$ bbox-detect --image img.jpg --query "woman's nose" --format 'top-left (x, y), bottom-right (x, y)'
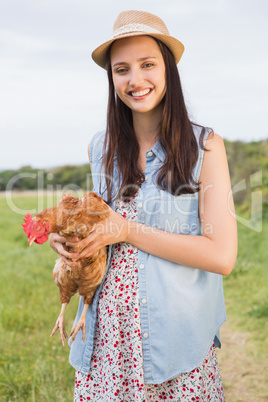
top-left (128, 68), bottom-right (144, 86)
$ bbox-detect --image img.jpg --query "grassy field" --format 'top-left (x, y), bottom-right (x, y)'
top-left (217, 203), bottom-right (268, 401)
top-left (0, 193), bottom-right (78, 401)
top-left (0, 192), bottom-right (267, 401)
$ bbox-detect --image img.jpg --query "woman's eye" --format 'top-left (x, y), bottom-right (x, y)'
top-left (116, 68), bottom-right (127, 74)
top-left (143, 62), bottom-right (154, 68)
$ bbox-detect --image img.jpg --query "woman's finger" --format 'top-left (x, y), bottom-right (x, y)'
top-left (61, 256), bottom-right (80, 268)
top-left (65, 236), bottom-right (80, 243)
top-left (66, 232), bottom-right (95, 250)
top-left (75, 237), bottom-right (102, 260)
top-left (50, 233), bottom-right (68, 244)
top-left (56, 243), bottom-right (79, 260)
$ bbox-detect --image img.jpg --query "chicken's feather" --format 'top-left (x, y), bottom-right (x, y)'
top-left (23, 192), bottom-right (110, 343)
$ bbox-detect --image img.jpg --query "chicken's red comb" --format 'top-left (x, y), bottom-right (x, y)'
top-left (22, 212), bottom-right (33, 235)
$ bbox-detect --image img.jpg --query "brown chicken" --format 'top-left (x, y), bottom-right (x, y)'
top-left (22, 192), bottom-right (110, 345)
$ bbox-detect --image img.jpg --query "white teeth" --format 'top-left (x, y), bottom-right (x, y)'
top-left (131, 89), bottom-right (151, 97)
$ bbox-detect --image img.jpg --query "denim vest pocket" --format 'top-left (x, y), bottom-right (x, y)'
top-left (155, 191), bottom-right (199, 234)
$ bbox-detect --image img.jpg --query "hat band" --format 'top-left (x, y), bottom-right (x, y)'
top-left (113, 23), bottom-right (163, 39)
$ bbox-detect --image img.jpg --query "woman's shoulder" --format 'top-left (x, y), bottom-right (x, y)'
top-left (192, 124), bottom-right (223, 150)
top-left (200, 131), bottom-right (227, 185)
top-left (205, 131), bottom-right (224, 151)
top-left (192, 124), bottom-right (211, 144)
top-left (88, 130), bottom-right (106, 163)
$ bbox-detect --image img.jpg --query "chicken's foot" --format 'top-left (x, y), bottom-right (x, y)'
top-left (50, 302), bottom-right (68, 346)
top-left (69, 303), bottom-right (89, 345)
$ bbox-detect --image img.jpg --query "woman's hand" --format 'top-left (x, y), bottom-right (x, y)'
top-left (65, 208), bottom-right (128, 267)
top-left (49, 233), bottom-right (80, 265)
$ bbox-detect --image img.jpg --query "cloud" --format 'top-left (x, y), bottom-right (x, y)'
top-left (1, 0), bottom-right (267, 169)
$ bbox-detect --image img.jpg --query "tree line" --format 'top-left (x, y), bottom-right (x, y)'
top-left (1, 139), bottom-right (267, 214)
top-left (0, 164), bottom-right (92, 193)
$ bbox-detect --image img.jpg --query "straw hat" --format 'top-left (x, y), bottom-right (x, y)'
top-left (91, 10), bottom-right (185, 69)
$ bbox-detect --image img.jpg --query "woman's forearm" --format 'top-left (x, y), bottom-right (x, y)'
top-left (66, 191), bottom-right (237, 276)
top-left (124, 220), bottom-right (236, 276)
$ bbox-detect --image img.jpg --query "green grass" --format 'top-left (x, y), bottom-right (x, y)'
top-left (223, 205), bottom-right (268, 358)
top-left (0, 193), bottom-right (78, 401)
top-left (0, 193), bottom-right (267, 401)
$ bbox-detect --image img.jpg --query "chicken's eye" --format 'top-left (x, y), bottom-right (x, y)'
top-left (33, 222), bottom-right (42, 231)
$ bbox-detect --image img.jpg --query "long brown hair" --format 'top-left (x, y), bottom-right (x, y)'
top-left (102, 37), bottom-right (209, 204)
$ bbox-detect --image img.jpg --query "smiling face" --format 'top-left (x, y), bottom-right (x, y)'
top-left (110, 36), bottom-right (166, 118)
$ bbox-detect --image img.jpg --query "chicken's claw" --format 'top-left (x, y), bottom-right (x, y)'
top-left (69, 303), bottom-right (89, 345)
top-left (50, 318), bottom-right (68, 346)
top-left (50, 303), bottom-right (68, 346)
top-left (69, 316), bottom-right (87, 345)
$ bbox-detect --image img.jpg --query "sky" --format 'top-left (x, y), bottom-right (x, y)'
top-left (0, 0), bottom-right (267, 170)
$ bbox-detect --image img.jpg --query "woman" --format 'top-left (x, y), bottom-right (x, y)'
top-left (50, 10), bottom-right (237, 401)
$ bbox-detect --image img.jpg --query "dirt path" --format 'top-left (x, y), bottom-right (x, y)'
top-left (217, 321), bottom-right (268, 401)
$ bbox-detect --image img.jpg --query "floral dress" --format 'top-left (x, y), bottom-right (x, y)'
top-left (74, 195), bottom-right (225, 401)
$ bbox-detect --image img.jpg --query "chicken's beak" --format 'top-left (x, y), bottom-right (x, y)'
top-left (28, 237), bottom-right (36, 247)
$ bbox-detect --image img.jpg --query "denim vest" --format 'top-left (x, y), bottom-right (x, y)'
top-left (69, 125), bottom-right (227, 384)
